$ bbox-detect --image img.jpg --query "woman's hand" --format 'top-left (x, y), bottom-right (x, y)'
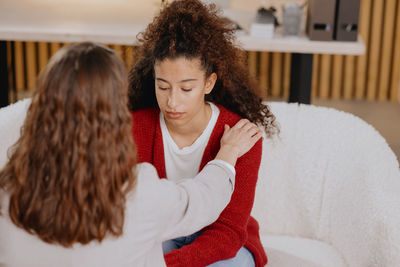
top-left (216, 119), bottom-right (263, 166)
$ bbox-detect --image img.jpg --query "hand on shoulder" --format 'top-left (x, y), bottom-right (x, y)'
top-left (216, 119), bottom-right (263, 165)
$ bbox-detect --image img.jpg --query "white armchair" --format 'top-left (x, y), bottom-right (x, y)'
top-left (252, 102), bottom-right (400, 266)
top-left (1, 100), bottom-right (399, 267)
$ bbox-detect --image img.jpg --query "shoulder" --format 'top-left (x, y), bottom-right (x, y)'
top-left (215, 105), bottom-right (263, 159)
top-left (204, 104), bottom-right (243, 155)
top-left (215, 104), bottom-right (241, 127)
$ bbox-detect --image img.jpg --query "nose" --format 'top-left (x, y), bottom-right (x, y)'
top-left (167, 89), bottom-right (178, 109)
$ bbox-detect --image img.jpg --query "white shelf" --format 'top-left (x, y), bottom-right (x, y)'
top-left (0, 0), bottom-right (365, 55)
top-left (236, 33), bottom-right (365, 55)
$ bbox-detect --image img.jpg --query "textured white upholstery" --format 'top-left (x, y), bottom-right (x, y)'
top-left (252, 102), bottom-right (400, 267)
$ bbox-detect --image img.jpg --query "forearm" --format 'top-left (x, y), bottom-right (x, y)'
top-left (158, 160), bottom-right (235, 241)
top-left (215, 145), bottom-right (239, 166)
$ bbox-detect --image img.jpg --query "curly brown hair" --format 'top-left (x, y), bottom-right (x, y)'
top-left (129, 0), bottom-right (278, 136)
top-left (0, 43), bottom-right (137, 247)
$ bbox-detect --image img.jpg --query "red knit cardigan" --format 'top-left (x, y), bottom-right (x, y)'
top-left (131, 104), bottom-right (267, 267)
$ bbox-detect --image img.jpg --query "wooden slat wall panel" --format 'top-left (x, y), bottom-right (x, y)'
top-left (247, 51), bottom-right (258, 81)
top-left (355, 0), bottom-right (371, 99)
top-left (311, 54), bottom-right (319, 99)
top-left (25, 42), bottom-right (37, 90)
top-left (124, 46), bottom-right (134, 69)
top-left (50, 42), bottom-right (61, 57)
top-left (14, 41), bottom-right (25, 91)
top-left (271, 53), bottom-right (283, 97)
top-left (343, 55), bottom-right (355, 100)
top-left (6, 41), bottom-right (15, 103)
top-left (390, 0), bottom-right (400, 102)
top-left (319, 54), bottom-right (331, 99)
top-left (259, 52), bottom-right (269, 99)
top-left (282, 53), bottom-right (291, 98)
top-left (378, 0), bottom-right (397, 101)
top-left (5, 0), bottom-right (400, 104)
top-left (38, 42), bottom-right (49, 74)
top-left (366, 0), bottom-right (384, 100)
top-left (331, 55), bottom-right (343, 100)
top-left (6, 42), bottom-right (13, 92)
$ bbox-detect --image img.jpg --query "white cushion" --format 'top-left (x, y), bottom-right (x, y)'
top-left (261, 235), bottom-right (346, 267)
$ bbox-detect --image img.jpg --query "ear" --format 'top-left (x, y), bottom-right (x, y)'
top-left (205, 73), bottom-right (217, 94)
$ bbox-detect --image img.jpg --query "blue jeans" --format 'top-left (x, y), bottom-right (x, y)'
top-left (162, 232), bottom-right (255, 267)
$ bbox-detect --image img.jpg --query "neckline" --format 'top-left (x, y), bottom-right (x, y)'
top-left (160, 102), bottom-right (219, 153)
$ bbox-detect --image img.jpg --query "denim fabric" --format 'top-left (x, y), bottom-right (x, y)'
top-left (162, 232), bottom-right (255, 267)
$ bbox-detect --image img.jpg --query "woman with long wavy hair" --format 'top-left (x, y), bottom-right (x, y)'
top-left (0, 42), bottom-right (262, 266)
top-left (129, 1), bottom-right (279, 266)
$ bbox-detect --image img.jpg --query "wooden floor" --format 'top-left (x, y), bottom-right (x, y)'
top-left (312, 99), bottom-right (400, 162)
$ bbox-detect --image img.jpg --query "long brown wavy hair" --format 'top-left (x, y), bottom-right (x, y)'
top-left (0, 42), bottom-right (137, 247)
top-left (129, 0), bottom-right (279, 136)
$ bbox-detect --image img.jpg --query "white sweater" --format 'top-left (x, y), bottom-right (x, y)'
top-left (0, 161), bottom-right (234, 267)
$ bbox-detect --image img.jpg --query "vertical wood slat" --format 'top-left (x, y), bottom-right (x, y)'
top-left (378, 0), bottom-right (397, 101)
top-left (367, 0), bottom-right (384, 100)
top-left (247, 51), bottom-right (258, 82)
top-left (390, 0), bottom-right (400, 102)
top-left (37, 42), bottom-right (49, 73)
top-left (282, 53), bottom-right (291, 98)
top-left (331, 55), bottom-right (343, 99)
top-left (50, 42), bottom-right (61, 57)
top-left (271, 53), bottom-right (282, 97)
top-left (343, 55), bottom-right (355, 99)
top-left (25, 42), bottom-right (37, 90)
top-left (355, 0), bottom-right (372, 99)
top-left (311, 54), bottom-right (319, 99)
top-left (6, 42), bottom-right (13, 93)
top-left (259, 52), bottom-right (269, 98)
top-left (319, 54), bottom-right (331, 99)
top-left (343, 55), bottom-right (355, 100)
top-left (124, 46), bottom-right (134, 69)
top-left (61, 42), bottom-right (72, 47)
top-left (14, 41), bottom-right (25, 91)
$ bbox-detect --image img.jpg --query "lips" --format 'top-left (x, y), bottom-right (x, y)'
top-left (165, 111), bottom-right (184, 119)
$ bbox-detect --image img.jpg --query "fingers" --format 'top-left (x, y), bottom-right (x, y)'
top-left (229, 119), bottom-right (262, 139)
top-left (247, 126), bottom-right (261, 138)
top-left (251, 130), bottom-right (263, 143)
top-left (231, 119), bottom-right (249, 130)
top-left (237, 120), bottom-right (261, 136)
top-left (241, 121), bottom-right (254, 132)
top-left (224, 124), bottom-right (230, 133)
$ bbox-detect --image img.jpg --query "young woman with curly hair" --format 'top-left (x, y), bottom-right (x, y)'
top-left (0, 42), bottom-right (262, 267)
top-left (129, 0), bottom-right (279, 266)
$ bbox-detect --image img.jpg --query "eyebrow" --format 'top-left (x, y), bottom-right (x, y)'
top-left (156, 78), bottom-right (198, 83)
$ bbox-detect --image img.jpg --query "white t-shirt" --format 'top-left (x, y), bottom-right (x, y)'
top-left (0, 161), bottom-right (235, 267)
top-left (160, 102), bottom-right (233, 181)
